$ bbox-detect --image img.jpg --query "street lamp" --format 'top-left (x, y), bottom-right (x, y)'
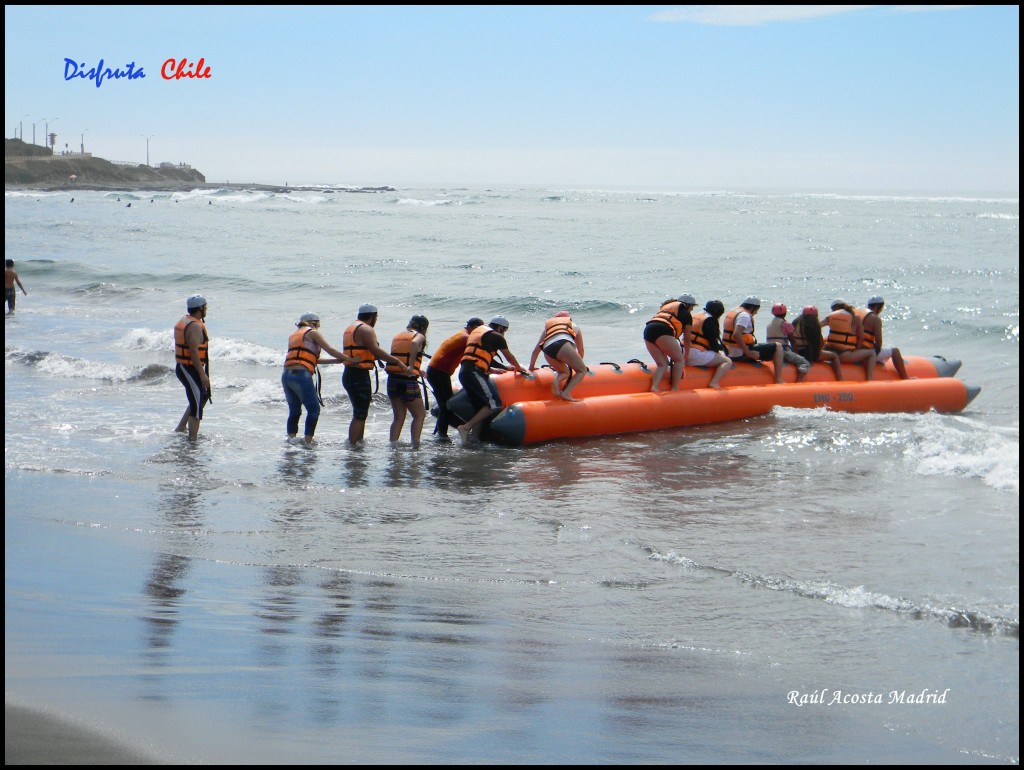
top-left (46, 117), bottom-right (59, 150)
top-left (20, 114), bottom-right (29, 141)
top-left (141, 134), bottom-right (155, 166)
top-left (33, 117), bottom-right (46, 146)
top-left (81, 129), bottom-right (89, 154)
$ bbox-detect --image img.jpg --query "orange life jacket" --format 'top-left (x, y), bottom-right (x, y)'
top-left (648, 301), bottom-right (685, 337)
top-left (428, 330), bottom-right (469, 375)
top-left (174, 315), bottom-right (209, 368)
top-left (343, 321), bottom-right (376, 369)
top-left (854, 307), bottom-right (877, 349)
top-left (284, 327), bottom-right (320, 373)
top-left (541, 316), bottom-right (576, 346)
top-left (689, 311), bottom-right (712, 351)
top-left (386, 330), bottom-right (423, 376)
top-left (461, 325), bottom-right (499, 372)
top-left (723, 308), bottom-right (755, 348)
top-left (825, 310), bottom-right (857, 352)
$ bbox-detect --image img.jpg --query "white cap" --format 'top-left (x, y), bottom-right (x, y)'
top-left (186, 294), bottom-right (207, 310)
top-left (299, 312), bottom-right (320, 324)
top-left (489, 316), bottom-right (510, 328)
top-left (358, 303), bottom-right (378, 314)
top-left (742, 295), bottom-right (761, 307)
top-left (867, 295), bottom-right (885, 306)
top-left (677, 293), bottom-right (697, 306)
top-left (831, 298), bottom-right (847, 309)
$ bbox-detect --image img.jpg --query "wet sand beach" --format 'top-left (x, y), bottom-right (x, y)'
top-left (5, 703), bottom-right (160, 765)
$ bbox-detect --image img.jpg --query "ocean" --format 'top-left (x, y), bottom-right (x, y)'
top-left (4, 186), bottom-right (1019, 763)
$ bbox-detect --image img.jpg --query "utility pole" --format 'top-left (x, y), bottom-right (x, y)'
top-left (141, 134), bottom-right (154, 166)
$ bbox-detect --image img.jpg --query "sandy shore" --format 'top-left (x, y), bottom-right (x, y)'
top-left (5, 703), bottom-right (162, 765)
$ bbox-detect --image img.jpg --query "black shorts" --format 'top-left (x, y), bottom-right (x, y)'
top-left (643, 322), bottom-right (675, 344)
top-left (342, 367), bottom-right (373, 420)
top-left (458, 363), bottom-right (502, 412)
top-left (543, 338), bottom-right (573, 357)
top-left (731, 343), bottom-right (777, 363)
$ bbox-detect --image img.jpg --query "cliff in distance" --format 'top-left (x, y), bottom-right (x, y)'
top-left (5, 138), bottom-right (206, 190)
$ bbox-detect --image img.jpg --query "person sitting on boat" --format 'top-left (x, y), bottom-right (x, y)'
top-left (723, 296), bottom-right (785, 384)
top-left (856, 295), bottom-right (910, 379)
top-left (528, 311), bottom-right (589, 401)
top-left (821, 299), bottom-right (876, 380)
top-left (791, 306), bottom-right (844, 380)
top-left (457, 316), bottom-right (529, 446)
top-left (643, 294), bottom-right (695, 392)
top-left (425, 317), bottom-right (485, 441)
top-left (686, 299), bottom-right (733, 389)
top-left (765, 303), bottom-right (812, 383)
top-left (386, 315), bottom-right (429, 448)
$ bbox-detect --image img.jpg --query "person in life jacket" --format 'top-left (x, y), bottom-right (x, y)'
top-left (643, 294), bottom-right (695, 392)
top-left (791, 306), bottom-right (844, 380)
top-left (174, 294), bottom-right (211, 440)
top-left (857, 295), bottom-right (910, 379)
top-left (282, 312), bottom-right (354, 446)
top-left (723, 296), bottom-right (785, 384)
top-left (528, 311), bottom-right (589, 401)
top-left (457, 315), bottom-right (529, 446)
top-left (686, 298), bottom-right (734, 389)
top-left (341, 303), bottom-right (414, 446)
top-left (765, 303), bottom-right (812, 383)
top-left (425, 317), bottom-right (485, 441)
top-left (822, 299), bottom-right (876, 380)
top-left (386, 315), bottom-right (430, 448)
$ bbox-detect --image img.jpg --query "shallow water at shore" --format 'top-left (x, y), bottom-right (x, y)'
top-left (5, 186), bottom-right (1019, 763)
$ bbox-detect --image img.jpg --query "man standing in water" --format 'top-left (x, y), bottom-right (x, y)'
top-left (174, 294), bottom-right (211, 440)
top-left (5, 259), bottom-right (28, 315)
top-left (342, 303), bottom-right (413, 446)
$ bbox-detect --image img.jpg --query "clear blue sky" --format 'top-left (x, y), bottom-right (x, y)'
top-left (5, 5), bottom-right (1019, 194)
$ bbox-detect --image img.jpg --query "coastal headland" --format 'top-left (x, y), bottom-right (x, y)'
top-left (4, 138), bottom-right (393, 194)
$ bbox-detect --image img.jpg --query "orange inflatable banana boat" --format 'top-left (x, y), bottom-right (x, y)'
top-left (445, 355), bottom-right (979, 447)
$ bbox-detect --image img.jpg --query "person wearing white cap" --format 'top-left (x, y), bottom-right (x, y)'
top-left (456, 315), bottom-right (528, 446)
top-left (341, 303), bottom-right (413, 445)
top-left (822, 299), bottom-right (876, 380)
top-left (282, 312), bottom-right (355, 446)
top-left (722, 296), bottom-right (785, 384)
top-left (174, 294), bottom-right (211, 440)
top-left (528, 310), bottom-right (589, 401)
top-left (642, 294), bottom-right (697, 392)
top-left (855, 296), bottom-right (910, 379)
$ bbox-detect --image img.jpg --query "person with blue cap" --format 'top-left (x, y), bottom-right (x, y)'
top-left (341, 303), bottom-right (413, 445)
top-left (456, 315), bottom-right (528, 446)
top-left (174, 294), bottom-right (211, 440)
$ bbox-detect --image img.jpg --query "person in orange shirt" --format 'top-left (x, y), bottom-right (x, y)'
top-left (425, 318), bottom-right (484, 441)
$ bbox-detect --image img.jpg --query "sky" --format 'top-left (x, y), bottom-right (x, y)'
top-left (4, 5), bottom-right (1019, 194)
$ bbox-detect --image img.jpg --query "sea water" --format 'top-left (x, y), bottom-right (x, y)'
top-left (4, 187), bottom-right (1019, 763)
